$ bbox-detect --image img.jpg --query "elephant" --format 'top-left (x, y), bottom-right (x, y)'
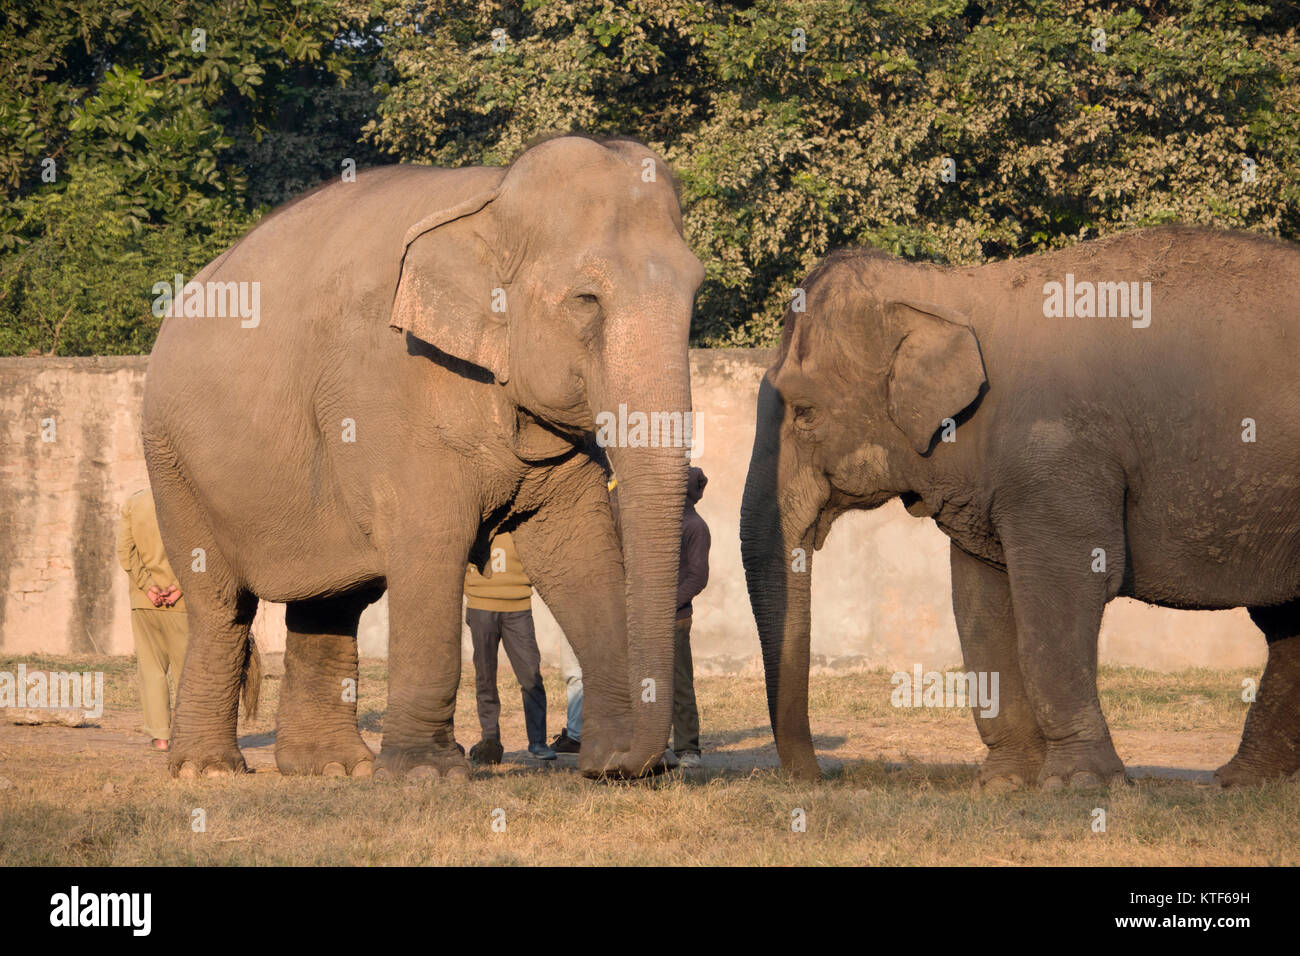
top-left (142, 135), bottom-right (704, 781)
top-left (740, 225), bottom-right (1300, 791)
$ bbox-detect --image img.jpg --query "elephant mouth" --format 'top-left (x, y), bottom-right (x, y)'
top-left (523, 407), bottom-right (586, 441)
top-left (900, 490), bottom-right (930, 516)
top-left (512, 408), bottom-right (585, 462)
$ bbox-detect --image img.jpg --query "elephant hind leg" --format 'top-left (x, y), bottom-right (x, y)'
top-left (169, 591), bottom-right (258, 779)
top-left (275, 589), bottom-right (381, 777)
top-left (146, 460), bottom-right (258, 779)
top-left (1216, 604), bottom-right (1300, 787)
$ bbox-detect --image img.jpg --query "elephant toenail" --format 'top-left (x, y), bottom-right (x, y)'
top-left (983, 775), bottom-right (1020, 795)
top-left (322, 762), bottom-right (346, 776)
top-left (203, 765), bottom-right (230, 778)
top-left (1070, 771), bottom-right (1101, 788)
top-left (1041, 775), bottom-right (1066, 791)
top-left (372, 767), bottom-right (391, 780)
top-left (408, 765), bottom-right (439, 781)
top-left (351, 761), bottom-right (374, 778)
top-left (444, 765), bottom-right (470, 784)
top-left (177, 762), bottom-right (199, 780)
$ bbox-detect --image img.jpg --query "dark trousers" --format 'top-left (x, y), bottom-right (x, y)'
top-left (468, 607), bottom-right (546, 747)
top-left (673, 616), bottom-right (700, 754)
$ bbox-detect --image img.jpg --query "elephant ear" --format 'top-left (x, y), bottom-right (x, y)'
top-left (885, 301), bottom-right (987, 455)
top-left (391, 189), bottom-right (510, 383)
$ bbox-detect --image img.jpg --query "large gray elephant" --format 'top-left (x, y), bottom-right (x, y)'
top-left (740, 225), bottom-right (1300, 791)
top-left (143, 135), bottom-right (703, 781)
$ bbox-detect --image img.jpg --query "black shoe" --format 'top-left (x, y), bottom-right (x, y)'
top-left (469, 737), bottom-right (503, 766)
top-left (551, 729), bottom-right (580, 754)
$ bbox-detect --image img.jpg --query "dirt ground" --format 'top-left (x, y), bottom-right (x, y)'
top-left (1, 660), bottom-right (1240, 779)
top-left (2, 655), bottom-right (1296, 865)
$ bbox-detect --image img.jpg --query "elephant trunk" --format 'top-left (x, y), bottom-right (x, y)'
top-left (607, 443), bottom-right (687, 775)
top-left (592, 355), bottom-right (691, 777)
top-left (740, 380), bottom-right (824, 779)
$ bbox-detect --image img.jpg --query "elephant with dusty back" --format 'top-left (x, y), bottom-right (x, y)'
top-left (740, 226), bottom-right (1300, 791)
top-left (143, 135), bottom-right (703, 780)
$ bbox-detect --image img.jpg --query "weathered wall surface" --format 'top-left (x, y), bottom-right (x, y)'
top-left (0, 358), bottom-right (286, 659)
top-left (0, 354), bottom-right (1266, 672)
top-left (2, 358), bottom-right (148, 658)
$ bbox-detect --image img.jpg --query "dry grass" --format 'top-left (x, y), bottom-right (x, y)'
top-left (1, 654), bottom-right (1296, 866)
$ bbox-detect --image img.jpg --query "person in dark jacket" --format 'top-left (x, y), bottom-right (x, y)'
top-left (672, 466), bottom-right (711, 767)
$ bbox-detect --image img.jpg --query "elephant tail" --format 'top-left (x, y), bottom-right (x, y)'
top-left (240, 633), bottom-right (263, 722)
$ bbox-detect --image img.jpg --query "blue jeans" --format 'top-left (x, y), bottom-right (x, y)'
top-left (557, 632), bottom-right (583, 741)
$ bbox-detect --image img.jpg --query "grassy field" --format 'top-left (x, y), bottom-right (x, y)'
top-left (1, 654), bottom-right (1296, 865)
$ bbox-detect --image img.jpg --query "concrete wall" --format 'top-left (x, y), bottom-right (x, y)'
top-left (0, 354), bottom-right (1265, 672)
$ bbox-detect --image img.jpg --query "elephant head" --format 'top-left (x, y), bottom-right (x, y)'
top-left (391, 135), bottom-right (704, 775)
top-left (739, 249), bottom-right (987, 778)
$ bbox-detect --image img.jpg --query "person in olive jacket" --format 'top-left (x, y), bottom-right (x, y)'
top-left (464, 532), bottom-right (556, 763)
top-left (117, 488), bottom-right (188, 751)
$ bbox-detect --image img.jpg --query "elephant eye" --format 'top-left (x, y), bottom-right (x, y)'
top-left (570, 291), bottom-right (603, 339)
top-left (792, 403), bottom-right (818, 430)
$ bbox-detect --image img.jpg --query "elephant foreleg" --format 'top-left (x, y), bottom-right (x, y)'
top-left (511, 461), bottom-right (636, 778)
top-left (949, 541), bottom-right (1046, 794)
top-left (275, 590), bottom-right (379, 777)
top-left (1216, 603), bottom-right (1300, 786)
top-left (375, 529), bottom-right (476, 781)
top-left (997, 484), bottom-right (1128, 790)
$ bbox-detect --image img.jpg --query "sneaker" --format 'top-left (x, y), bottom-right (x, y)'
top-left (551, 729), bottom-right (580, 754)
top-left (678, 750), bottom-right (702, 769)
top-left (469, 737), bottom-right (503, 766)
top-left (528, 742), bottom-right (557, 761)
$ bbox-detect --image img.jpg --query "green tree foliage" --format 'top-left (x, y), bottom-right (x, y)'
top-left (1, 0), bottom-right (1298, 353)
top-left (0, 165), bottom-right (252, 354)
top-left (0, 0), bottom-right (381, 353)
top-left (359, 0), bottom-right (1300, 346)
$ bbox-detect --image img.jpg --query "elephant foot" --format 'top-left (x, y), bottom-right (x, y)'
top-left (169, 739), bottom-right (249, 779)
top-left (1037, 737), bottom-right (1128, 791)
top-left (373, 745), bottom-right (471, 783)
top-left (972, 746), bottom-right (1045, 796)
top-left (275, 734), bottom-right (375, 777)
top-left (1213, 748), bottom-right (1300, 788)
top-left (1216, 643), bottom-right (1300, 787)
